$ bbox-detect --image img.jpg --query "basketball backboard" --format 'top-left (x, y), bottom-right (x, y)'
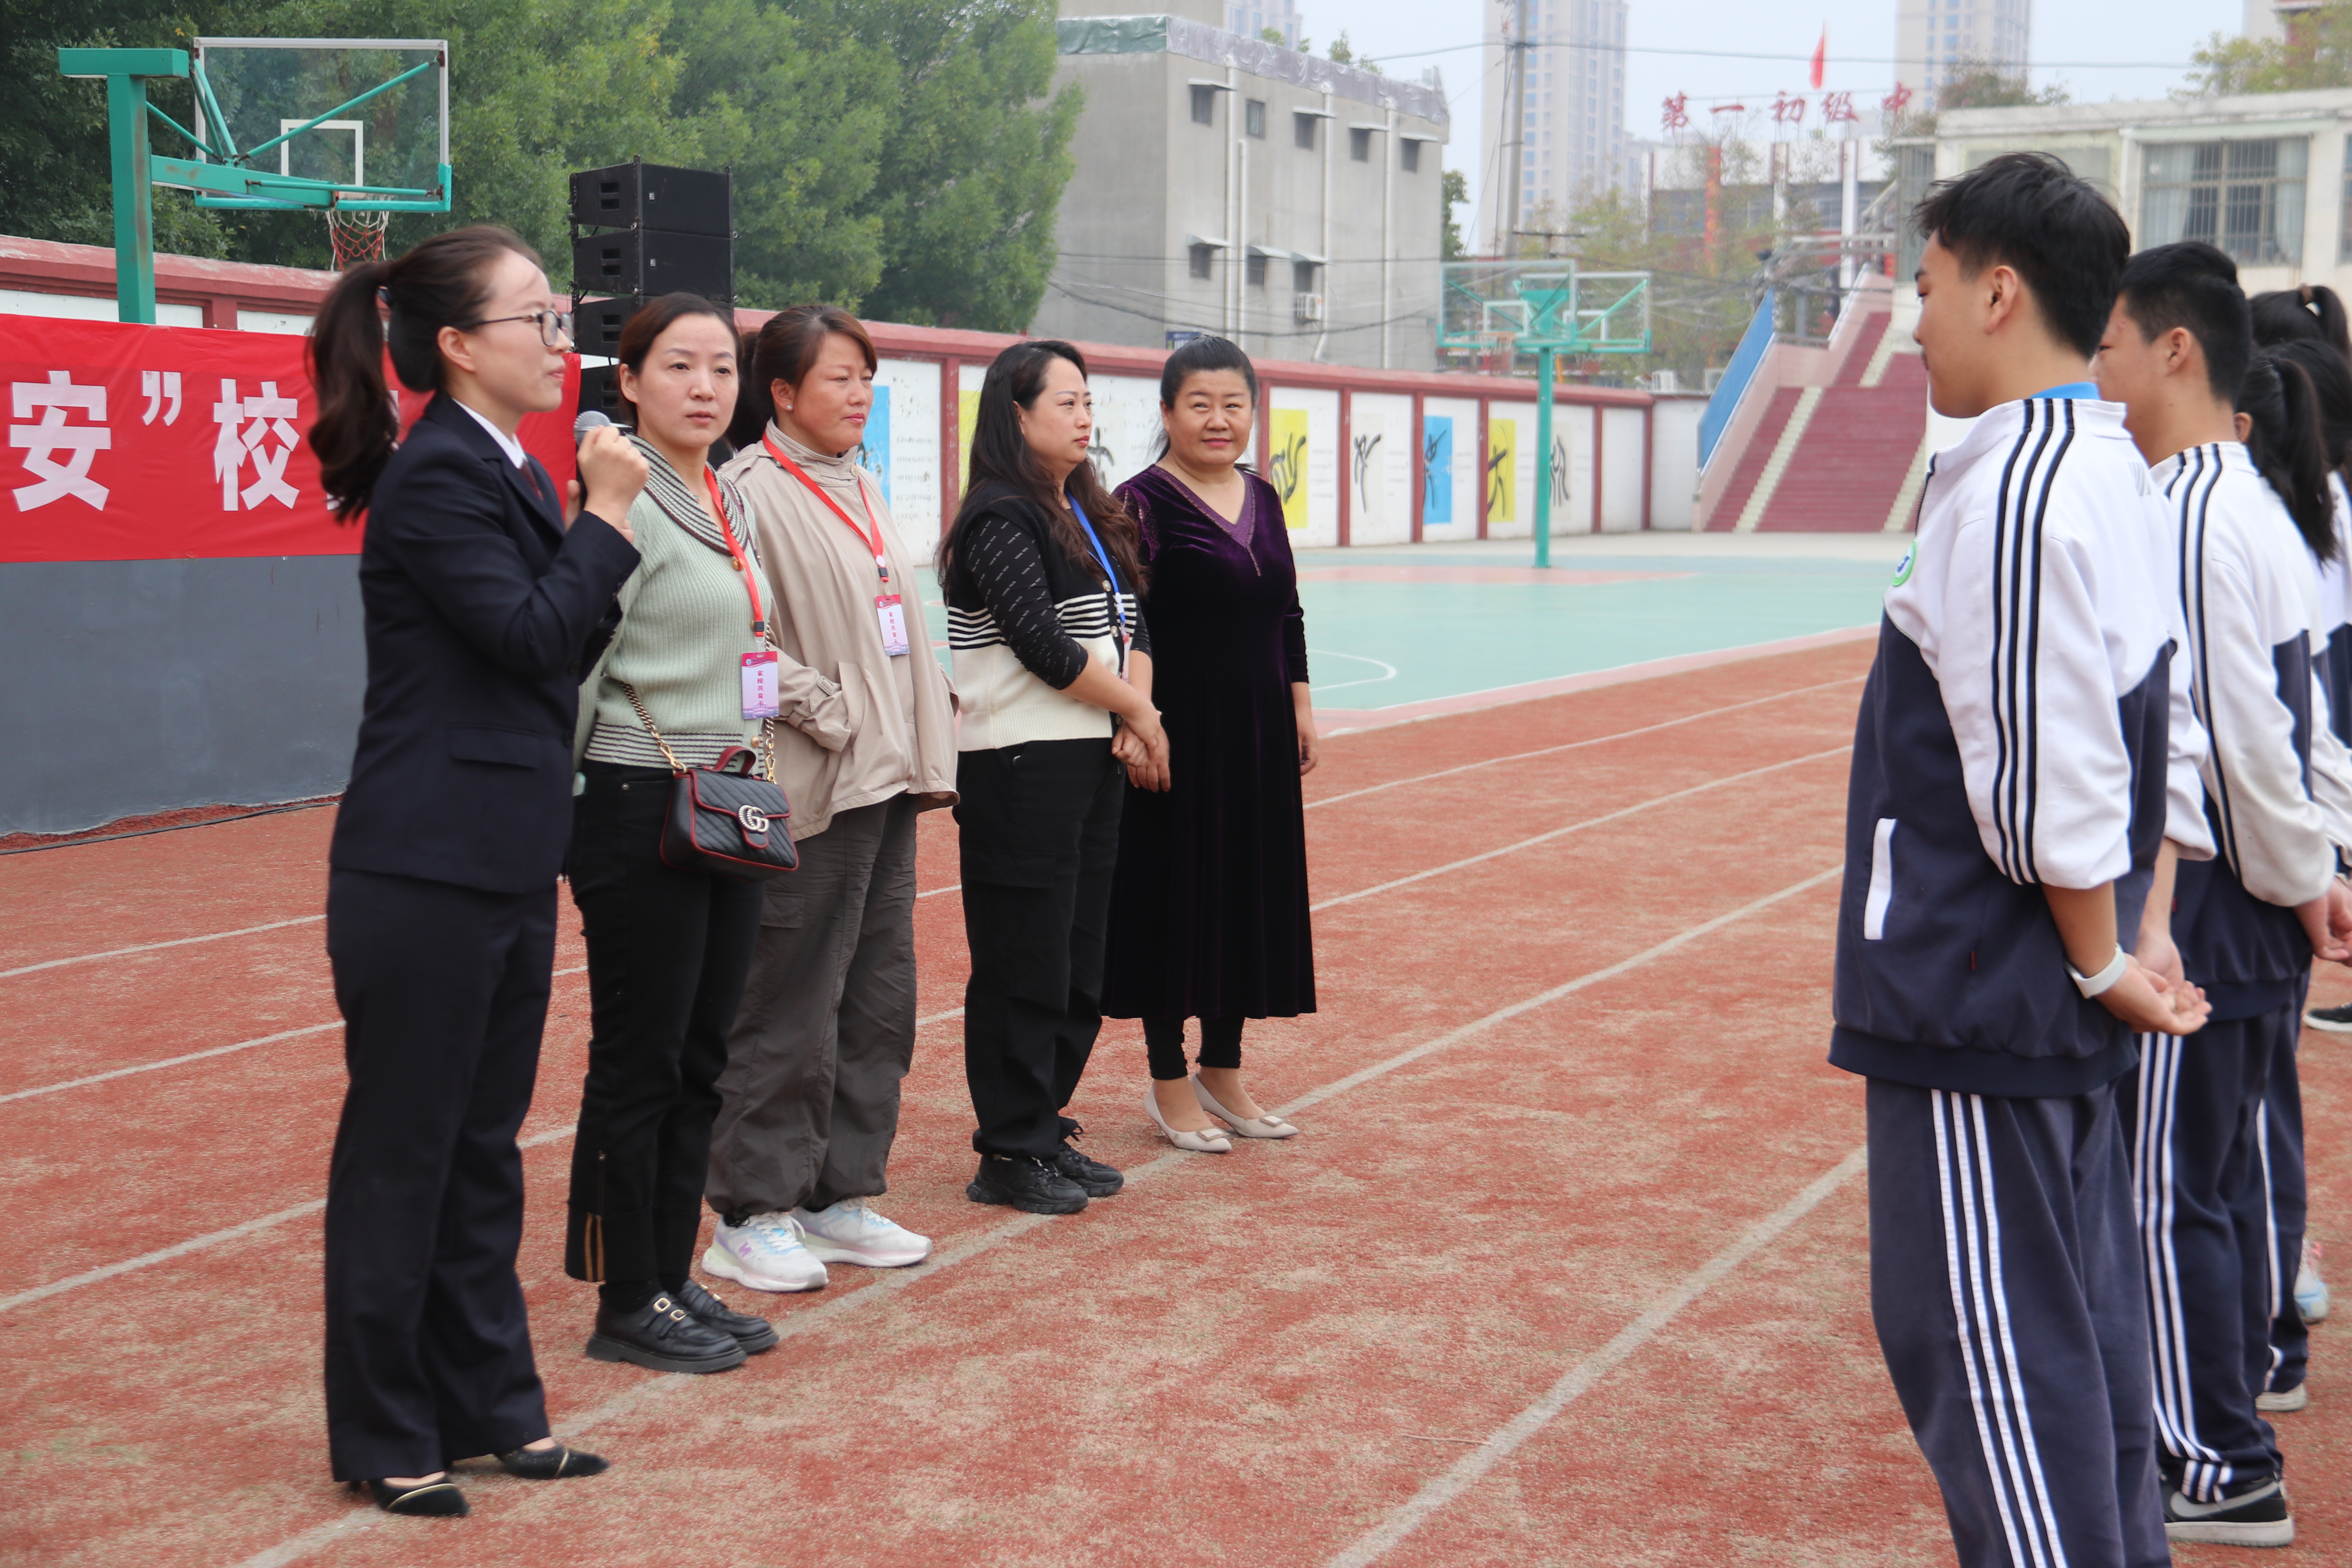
top-left (186, 38), bottom-right (448, 211)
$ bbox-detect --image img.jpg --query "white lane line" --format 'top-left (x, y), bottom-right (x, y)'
top-left (234, 863), bottom-right (1845, 1568)
top-left (1309, 746), bottom-right (1849, 914)
top-left (1305, 675), bottom-right (1862, 813)
top-left (1325, 1140), bottom-right (1869, 1568)
top-left (916, 884), bottom-right (962, 900)
top-left (0, 966), bottom-right (590, 1108)
top-left (0, 915), bottom-right (325, 982)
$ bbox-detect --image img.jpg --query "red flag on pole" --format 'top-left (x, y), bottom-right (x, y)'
top-left (1809, 25), bottom-right (1826, 90)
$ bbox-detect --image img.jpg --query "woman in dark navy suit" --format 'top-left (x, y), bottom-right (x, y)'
top-left (307, 227), bottom-right (646, 1515)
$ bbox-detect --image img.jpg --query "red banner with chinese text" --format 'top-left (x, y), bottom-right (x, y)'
top-left (0, 315), bottom-right (582, 564)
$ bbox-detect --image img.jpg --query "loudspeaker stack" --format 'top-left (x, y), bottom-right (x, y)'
top-left (570, 159), bottom-right (735, 418)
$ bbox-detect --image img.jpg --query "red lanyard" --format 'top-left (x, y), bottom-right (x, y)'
top-left (703, 468), bottom-right (766, 636)
top-left (762, 432), bottom-right (892, 590)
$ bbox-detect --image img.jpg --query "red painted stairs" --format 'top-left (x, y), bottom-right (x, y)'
top-left (1705, 310), bottom-right (1928, 532)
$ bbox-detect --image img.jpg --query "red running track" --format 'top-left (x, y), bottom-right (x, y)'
top-left (2, 639), bottom-right (2347, 1567)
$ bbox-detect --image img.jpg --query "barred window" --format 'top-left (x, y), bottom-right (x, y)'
top-left (2142, 138), bottom-right (2307, 267)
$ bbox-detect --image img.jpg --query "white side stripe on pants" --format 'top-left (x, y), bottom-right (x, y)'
top-left (2132, 1031), bottom-right (2232, 1501)
top-left (1933, 1089), bottom-right (2071, 1568)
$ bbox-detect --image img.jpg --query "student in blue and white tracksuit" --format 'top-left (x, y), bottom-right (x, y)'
top-left (2097, 243), bottom-right (2352, 1549)
top-left (2240, 336), bottom-right (2352, 1406)
top-left (1835, 154), bottom-right (2215, 1568)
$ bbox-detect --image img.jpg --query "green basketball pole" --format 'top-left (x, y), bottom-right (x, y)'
top-left (1534, 346), bottom-right (1554, 570)
top-left (59, 48), bottom-right (189, 325)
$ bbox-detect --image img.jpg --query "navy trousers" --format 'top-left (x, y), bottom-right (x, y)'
top-left (1868, 1079), bottom-right (2168, 1568)
top-left (2124, 1017), bottom-right (2287, 1502)
top-left (2261, 989), bottom-right (2309, 1396)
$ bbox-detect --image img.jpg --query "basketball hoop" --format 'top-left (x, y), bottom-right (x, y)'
top-left (327, 208), bottom-right (391, 270)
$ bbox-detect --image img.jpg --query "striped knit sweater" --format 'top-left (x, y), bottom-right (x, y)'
top-left (579, 439), bottom-right (768, 770)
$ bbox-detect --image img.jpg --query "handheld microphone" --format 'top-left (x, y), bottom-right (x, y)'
top-left (574, 408), bottom-right (621, 443)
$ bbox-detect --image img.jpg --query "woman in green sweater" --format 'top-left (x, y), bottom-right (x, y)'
top-left (562, 294), bottom-right (780, 1375)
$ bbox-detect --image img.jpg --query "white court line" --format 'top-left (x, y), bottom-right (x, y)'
top-left (1325, 1139), bottom-right (1869, 1568)
top-left (0, 915), bottom-right (324, 982)
top-left (234, 863), bottom-right (1844, 1568)
top-left (1309, 745), bottom-right (1849, 914)
top-left (0, 740), bottom-right (1842, 1107)
top-left (1304, 676), bottom-right (1864, 812)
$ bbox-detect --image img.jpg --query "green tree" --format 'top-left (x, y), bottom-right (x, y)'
top-left (2186, 4), bottom-right (2352, 94)
top-left (843, 0), bottom-right (1079, 330)
top-left (1441, 167), bottom-right (1467, 259)
top-left (1327, 30), bottom-right (1352, 65)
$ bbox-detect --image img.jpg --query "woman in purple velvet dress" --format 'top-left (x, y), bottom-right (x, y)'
top-left (1105, 337), bottom-right (1319, 1152)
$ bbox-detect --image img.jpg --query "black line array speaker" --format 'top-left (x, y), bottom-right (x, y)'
top-left (569, 161), bottom-right (731, 237)
top-left (577, 364), bottom-right (626, 422)
top-left (571, 227), bottom-right (733, 306)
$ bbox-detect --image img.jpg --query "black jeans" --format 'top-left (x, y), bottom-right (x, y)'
top-left (323, 868), bottom-right (554, 1481)
top-left (1143, 1016), bottom-right (1245, 1081)
top-left (956, 739), bottom-right (1123, 1159)
top-left (564, 763), bottom-right (763, 1289)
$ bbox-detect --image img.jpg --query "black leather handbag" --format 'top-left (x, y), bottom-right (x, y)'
top-left (619, 682), bottom-right (798, 880)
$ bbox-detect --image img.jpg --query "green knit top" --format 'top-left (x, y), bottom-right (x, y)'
top-left (579, 439), bottom-right (768, 770)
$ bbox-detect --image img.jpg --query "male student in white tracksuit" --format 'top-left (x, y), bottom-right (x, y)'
top-left (1832, 154), bottom-right (2217, 1568)
top-left (2096, 240), bottom-right (2352, 1549)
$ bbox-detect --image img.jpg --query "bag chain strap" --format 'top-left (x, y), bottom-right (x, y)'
top-left (616, 677), bottom-right (777, 782)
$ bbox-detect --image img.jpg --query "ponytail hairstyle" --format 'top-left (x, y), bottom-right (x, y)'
top-left (2250, 284), bottom-right (2352, 360)
top-left (1152, 333), bottom-right (1259, 462)
top-left (725, 303), bottom-right (877, 450)
top-left (2267, 336), bottom-right (2352, 501)
top-left (2241, 349), bottom-right (2339, 564)
top-left (306, 225), bottom-right (540, 520)
top-left (936, 339), bottom-right (1146, 598)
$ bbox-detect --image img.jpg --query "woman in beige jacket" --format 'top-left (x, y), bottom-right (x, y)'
top-left (703, 306), bottom-right (958, 1294)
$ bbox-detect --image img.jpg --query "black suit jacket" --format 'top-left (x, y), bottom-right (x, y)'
top-left (330, 394), bottom-right (640, 894)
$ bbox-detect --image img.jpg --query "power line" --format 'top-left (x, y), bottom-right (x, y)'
top-left (1368, 38), bottom-right (2199, 72)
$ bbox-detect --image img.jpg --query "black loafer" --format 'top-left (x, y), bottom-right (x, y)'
top-left (673, 1275), bottom-right (780, 1352)
top-left (350, 1476), bottom-right (468, 1516)
top-left (494, 1442), bottom-right (609, 1480)
top-left (585, 1291), bottom-right (748, 1374)
top-left (967, 1154), bottom-right (1089, 1214)
top-left (1053, 1140), bottom-right (1123, 1197)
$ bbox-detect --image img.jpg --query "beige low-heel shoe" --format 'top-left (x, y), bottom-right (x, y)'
top-left (1193, 1076), bottom-right (1300, 1138)
top-left (1145, 1087), bottom-right (1232, 1152)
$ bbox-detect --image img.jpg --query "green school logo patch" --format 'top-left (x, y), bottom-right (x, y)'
top-left (1891, 544), bottom-right (1915, 588)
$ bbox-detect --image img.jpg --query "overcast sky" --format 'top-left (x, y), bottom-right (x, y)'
top-left (1304, 0), bottom-right (2245, 224)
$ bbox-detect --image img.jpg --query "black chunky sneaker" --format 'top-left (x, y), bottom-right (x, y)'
top-left (966, 1154), bottom-right (1089, 1214)
top-left (673, 1276), bottom-right (780, 1353)
top-left (1053, 1140), bottom-right (1124, 1197)
top-left (585, 1290), bottom-right (748, 1374)
top-left (2164, 1475), bottom-right (2293, 1547)
top-left (2306, 1000), bottom-right (2352, 1033)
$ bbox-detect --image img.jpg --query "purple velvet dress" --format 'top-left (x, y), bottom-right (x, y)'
top-left (1102, 465), bottom-right (1316, 1021)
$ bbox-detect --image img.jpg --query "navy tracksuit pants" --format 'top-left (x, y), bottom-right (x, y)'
top-left (2261, 1001), bottom-right (2309, 1396)
top-left (1867, 1079), bottom-right (2168, 1568)
top-left (2123, 1013), bottom-right (2288, 1503)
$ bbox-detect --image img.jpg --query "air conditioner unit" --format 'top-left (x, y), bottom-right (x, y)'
top-left (1293, 292), bottom-right (1325, 323)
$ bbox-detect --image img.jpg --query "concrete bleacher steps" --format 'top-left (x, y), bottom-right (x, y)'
top-left (1704, 307), bottom-right (1930, 533)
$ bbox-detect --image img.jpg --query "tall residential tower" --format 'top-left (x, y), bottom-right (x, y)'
top-left (1474, 0), bottom-right (1631, 251)
top-left (1893, 0), bottom-right (2030, 109)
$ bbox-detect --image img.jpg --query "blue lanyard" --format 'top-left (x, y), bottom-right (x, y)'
top-left (1066, 495), bottom-right (1130, 651)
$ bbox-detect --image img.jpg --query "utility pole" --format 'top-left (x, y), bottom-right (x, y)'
top-left (1495, 0), bottom-right (1531, 255)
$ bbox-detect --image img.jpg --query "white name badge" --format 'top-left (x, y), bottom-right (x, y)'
top-left (740, 650), bottom-right (780, 719)
top-left (876, 592), bottom-right (911, 657)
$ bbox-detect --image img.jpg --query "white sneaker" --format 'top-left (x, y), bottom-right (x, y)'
top-left (703, 1212), bottom-right (827, 1293)
top-left (789, 1199), bottom-right (932, 1268)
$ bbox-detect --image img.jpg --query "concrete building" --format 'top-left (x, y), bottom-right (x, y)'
top-left (1924, 90), bottom-right (2352, 293)
top-left (1893, 0), bottom-right (2030, 108)
top-left (1474, 0), bottom-right (1632, 249)
top-left (1036, 4), bottom-right (1451, 370)
top-left (2244, 0), bottom-right (2321, 44)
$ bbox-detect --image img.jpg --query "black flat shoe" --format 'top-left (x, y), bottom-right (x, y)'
top-left (494, 1442), bottom-right (610, 1480)
top-left (673, 1276), bottom-right (780, 1353)
top-left (349, 1476), bottom-right (469, 1516)
top-left (585, 1290), bottom-right (748, 1374)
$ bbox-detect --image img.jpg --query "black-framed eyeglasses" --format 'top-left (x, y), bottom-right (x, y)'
top-left (463, 310), bottom-right (574, 348)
